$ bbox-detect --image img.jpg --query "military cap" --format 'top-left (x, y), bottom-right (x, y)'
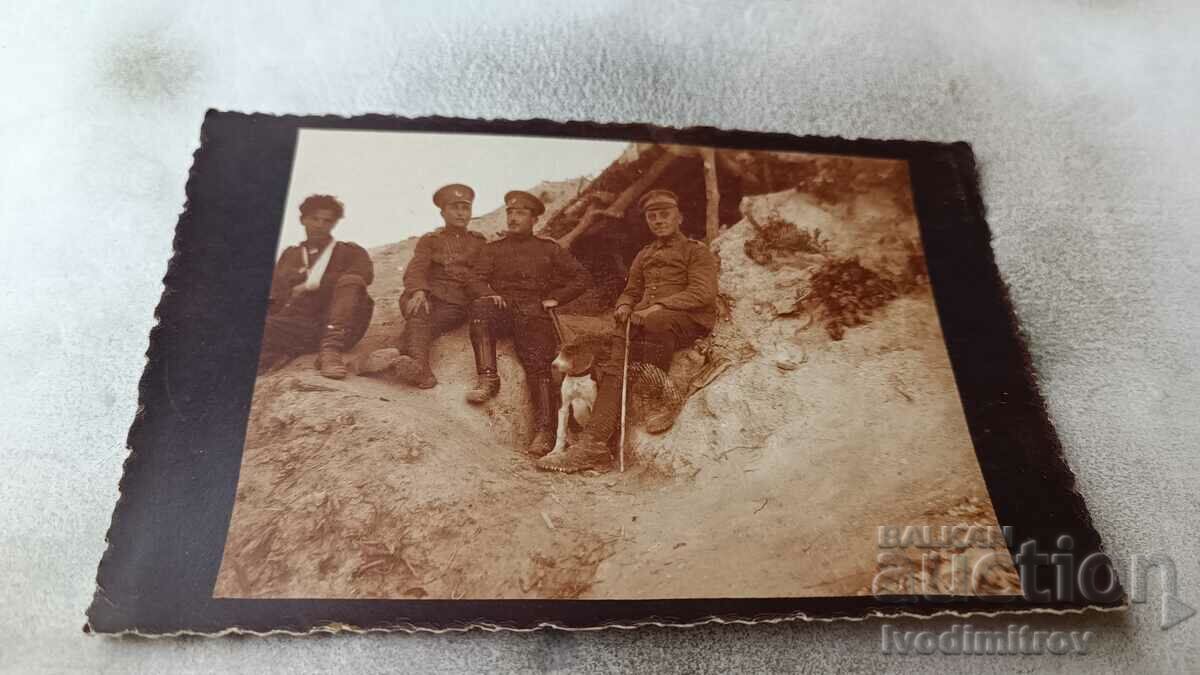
top-left (432, 183), bottom-right (475, 208)
top-left (638, 189), bottom-right (679, 212)
top-left (504, 190), bottom-right (546, 216)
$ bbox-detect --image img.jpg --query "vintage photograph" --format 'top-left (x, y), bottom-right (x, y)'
top-left (212, 129), bottom-right (1021, 601)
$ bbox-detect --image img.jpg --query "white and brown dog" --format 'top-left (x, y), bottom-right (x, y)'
top-left (549, 334), bottom-right (606, 454)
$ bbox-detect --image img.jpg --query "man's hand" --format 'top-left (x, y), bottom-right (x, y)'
top-left (630, 304), bottom-right (665, 326)
top-left (291, 282), bottom-right (312, 296)
top-left (484, 295), bottom-right (507, 309)
top-left (613, 304), bottom-right (634, 324)
top-left (541, 298), bottom-right (559, 310)
top-left (404, 290), bottom-right (431, 316)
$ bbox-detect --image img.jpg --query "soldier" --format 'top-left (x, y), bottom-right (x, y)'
top-left (392, 184), bottom-right (488, 388)
top-left (537, 189), bottom-right (719, 473)
top-left (464, 190), bottom-right (591, 457)
top-left (259, 194), bottom-right (375, 380)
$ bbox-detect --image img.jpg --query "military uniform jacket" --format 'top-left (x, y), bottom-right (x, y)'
top-left (268, 240), bottom-right (374, 319)
top-left (466, 233), bottom-right (591, 314)
top-left (616, 232), bottom-right (719, 330)
top-left (403, 226), bottom-right (487, 305)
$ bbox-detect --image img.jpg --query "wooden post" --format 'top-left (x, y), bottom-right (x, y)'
top-left (701, 147), bottom-right (720, 243)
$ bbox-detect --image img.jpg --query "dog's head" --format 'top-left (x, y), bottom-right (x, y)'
top-left (552, 333), bottom-right (607, 378)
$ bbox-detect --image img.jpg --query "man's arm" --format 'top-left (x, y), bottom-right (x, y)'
top-left (655, 245), bottom-right (719, 311)
top-left (547, 244), bottom-right (591, 305)
top-left (614, 250), bottom-right (646, 309)
top-left (402, 235), bottom-right (434, 293)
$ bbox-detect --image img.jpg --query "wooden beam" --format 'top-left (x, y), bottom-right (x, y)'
top-left (556, 204), bottom-right (604, 250)
top-left (555, 149), bottom-right (678, 250)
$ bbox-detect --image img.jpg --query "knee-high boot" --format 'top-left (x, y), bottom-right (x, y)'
top-left (393, 318), bottom-right (437, 389)
top-left (465, 319), bottom-right (500, 404)
top-left (524, 376), bottom-right (556, 457)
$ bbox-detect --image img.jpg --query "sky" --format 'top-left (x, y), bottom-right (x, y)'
top-left (276, 129), bottom-right (628, 251)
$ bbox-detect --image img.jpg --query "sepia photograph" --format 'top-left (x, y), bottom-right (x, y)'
top-left (211, 129), bottom-right (1021, 601)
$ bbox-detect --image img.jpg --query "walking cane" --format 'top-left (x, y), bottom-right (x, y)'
top-left (618, 318), bottom-right (632, 473)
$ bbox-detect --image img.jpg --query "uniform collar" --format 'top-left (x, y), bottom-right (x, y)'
top-left (440, 225), bottom-right (470, 236)
top-left (652, 231), bottom-right (686, 249)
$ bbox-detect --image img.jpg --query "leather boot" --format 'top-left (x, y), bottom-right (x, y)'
top-left (465, 319), bottom-right (500, 404)
top-left (524, 376), bottom-right (556, 457)
top-left (393, 323), bottom-right (437, 389)
top-left (317, 325), bottom-right (349, 380)
top-left (583, 373), bottom-right (622, 442)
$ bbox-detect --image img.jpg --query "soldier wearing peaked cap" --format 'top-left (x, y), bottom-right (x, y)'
top-left (501, 189), bottom-right (546, 216)
top-left (432, 183), bottom-right (475, 209)
top-left (537, 188), bottom-right (719, 473)
top-left (637, 188), bottom-right (679, 212)
top-left (391, 183), bottom-right (487, 389)
top-left (464, 190), bottom-right (592, 458)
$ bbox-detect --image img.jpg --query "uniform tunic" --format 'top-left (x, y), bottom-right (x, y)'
top-left (616, 231), bottom-right (719, 330)
top-left (397, 226), bottom-right (488, 360)
top-left (403, 226), bottom-right (487, 306)
top-left (592, 232), bottom-right (719, 378)
top-left (466, 232), bottom-right (590, 313)
top-left (466, 232), bottom-right (591, 377)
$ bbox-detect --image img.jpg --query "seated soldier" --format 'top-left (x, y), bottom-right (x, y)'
top-left (537, 189), bottom-right (719, 473)
top-left (258, 194), bottom-right (375, 379)
top-left (392, 184), bottom-right (486, 388)
top-left (464, 190), bottom-right (592, 457)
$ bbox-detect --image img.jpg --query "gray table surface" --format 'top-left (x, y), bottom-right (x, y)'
top-left (2, 1), bottom-right (1197, 672)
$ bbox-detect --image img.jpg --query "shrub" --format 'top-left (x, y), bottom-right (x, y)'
top-left (792, 257), bottom-right (898, 340)
top-left (743, 211), bottom-right (830, 266)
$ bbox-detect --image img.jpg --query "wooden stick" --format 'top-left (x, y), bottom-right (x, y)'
top-left (701, 147), bottom-right (720, 243)
top-left (619, 319), bottom-right (632, 473)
